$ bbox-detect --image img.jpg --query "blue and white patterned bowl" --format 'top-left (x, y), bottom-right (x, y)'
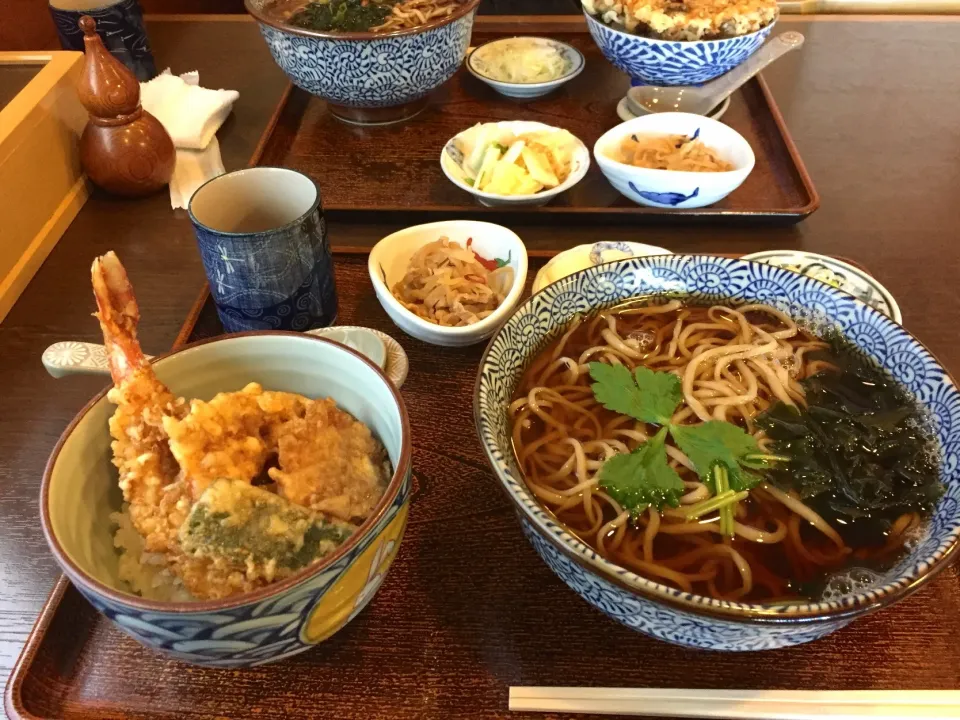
top-left (584, 11), bottom-right (774, 86)
top-left (474, 255), bottom-right (960, 651)
top-left (42, 333), bottom-right (412, 667)
top-left (594, 112), bottom-right (755, 208)
top-left (246, 0), bottom-right (480, 123)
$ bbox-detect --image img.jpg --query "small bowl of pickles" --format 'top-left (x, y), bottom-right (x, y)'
top-left (466, 36), bottom-right (585, 99)
top-left (440, 120), bottom-right (590, 207)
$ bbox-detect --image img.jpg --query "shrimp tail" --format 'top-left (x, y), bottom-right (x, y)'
top-left (91, 251), bottom-right (147, 385)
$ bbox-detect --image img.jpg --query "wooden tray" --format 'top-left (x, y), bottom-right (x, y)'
top-left (11, 253), bottom-right (960, 720)
top-left (252, 19), bottom-right (819, 225)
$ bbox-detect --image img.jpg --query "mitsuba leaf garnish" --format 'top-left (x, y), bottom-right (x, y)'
top-left (588, 362), bottom-right (785, 531)
top-left (670, 421), bottom-right (766, 492)
top-left (589, 363), bottom-right (682, 426)
top-left (598, 428), bottom-right (684, 515)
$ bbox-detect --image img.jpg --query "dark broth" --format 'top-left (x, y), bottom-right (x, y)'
top-left (511, 301), bottom-right (943, 603)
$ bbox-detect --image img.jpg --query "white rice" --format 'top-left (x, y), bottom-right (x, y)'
top-left (111, 506), bottom-right (193, 602)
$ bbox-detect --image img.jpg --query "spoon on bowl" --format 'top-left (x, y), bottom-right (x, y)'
top-left (626, 31), bottom-right (804, 117)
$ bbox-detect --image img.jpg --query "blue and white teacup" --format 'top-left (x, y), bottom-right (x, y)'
top-left (49, 0), bottom-right (157, 82)
top-left (188, 167), bottom-right (338, 333)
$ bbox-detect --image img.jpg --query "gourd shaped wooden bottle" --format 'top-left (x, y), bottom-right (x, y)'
top-left (76, 15), bottom-right (175, 197)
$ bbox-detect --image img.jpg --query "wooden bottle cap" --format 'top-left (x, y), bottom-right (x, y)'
top-left (76, 15), bottom-right (141, 118)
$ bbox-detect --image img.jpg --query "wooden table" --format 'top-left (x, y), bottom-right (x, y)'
top-left (2, 13), bottom-right (959, 718)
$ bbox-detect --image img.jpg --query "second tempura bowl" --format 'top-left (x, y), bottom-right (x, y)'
top-left (474, 255), bottom-right (960, 650)
top-left (583, 9), bottom-right (775, 86)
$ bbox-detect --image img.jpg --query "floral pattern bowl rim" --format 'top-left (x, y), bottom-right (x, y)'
top-left (40, 330), bottom-right (412, 614)
top-left (244, 0), bottom-right (481, 41)
top-left (474, 254), bottom-right (960, 623)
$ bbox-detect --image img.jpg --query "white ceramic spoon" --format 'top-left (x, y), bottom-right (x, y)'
top-left (626, 31), bottom-right (805, 117)
top-left (42, 326), bottom-right (410, 388)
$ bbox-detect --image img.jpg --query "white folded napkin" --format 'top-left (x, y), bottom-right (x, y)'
top-left (140, 69), bottom-right (240, 209)
top-left (168, 137), bottom-right (226, 211)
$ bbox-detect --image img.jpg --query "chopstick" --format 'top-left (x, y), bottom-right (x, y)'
top-left (508, 687), bottom-right (960, 719)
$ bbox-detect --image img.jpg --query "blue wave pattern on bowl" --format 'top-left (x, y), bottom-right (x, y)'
top-left (585, 12), bottom-right (772, 86)
top-left (476, 255), bottom-right (960, 650)
top-left (520, 521), bottom-right (849, 649)
top-left (70, 481), bottom-right (409, 667)
top-left (629, 182), bottom-right (700, 206)
top-left (259, 14), bottom-right (475, 108)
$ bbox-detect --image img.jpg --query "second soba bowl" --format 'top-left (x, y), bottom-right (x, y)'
top-left (245, 0), bottom-right (481, 124)
top-left (474, 255), bottom-right (960, 650)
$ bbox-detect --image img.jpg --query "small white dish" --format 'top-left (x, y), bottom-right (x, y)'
top-left (466, 36), bottom-right (585, 99)
top-left (741, 250), bottom-right (902, 323)
top-left (593, 112), bottom-right (755, 209)
top-left (440, 120), bottom-right (590, 208)
top-left (368, 220), bottom-right (528, 347)
top-left (307, 326), bottom-right (385, 369)
top-left (532, 241), bottom-right (673, 294)
top-left (616, 94), bottom-right (731, 123)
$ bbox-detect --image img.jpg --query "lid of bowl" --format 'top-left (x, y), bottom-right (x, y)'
top-left (741, 250), bottom-right (902, 324)
top-left (532, 241), bottom-right (673, 294)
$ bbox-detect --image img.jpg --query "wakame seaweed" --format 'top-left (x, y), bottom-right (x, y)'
top-left (289, 0), bottom-right (397, 32)
top-left (757, 341), bottom-right (944, 547)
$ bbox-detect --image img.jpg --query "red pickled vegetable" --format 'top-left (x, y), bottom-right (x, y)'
top-left (466, 237), bottom-right (498, 272)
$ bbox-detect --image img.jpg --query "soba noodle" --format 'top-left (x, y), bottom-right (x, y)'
top-left (272, 0), bottom-right (467, 33)
top-left (374, 0), bottom-right (464, 31)
top-left (510, 300), bottom-right (927, 603)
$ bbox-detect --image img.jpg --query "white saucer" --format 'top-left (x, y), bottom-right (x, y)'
top-left (741, 250), bottom-right (902, 324)
top-left (532, 241), bottom-right (673, 295)
top-left (307, 326), bottom-right (409, 388)
top-left (616, 94), bottom-right (731, 123)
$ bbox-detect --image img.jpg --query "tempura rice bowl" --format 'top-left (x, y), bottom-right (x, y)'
top-left (41, 332), bottom-right (412, 667)
top-left (584, 8), bottom-right (775, 86)
top-left (474, 254), bottom-right (960, 650)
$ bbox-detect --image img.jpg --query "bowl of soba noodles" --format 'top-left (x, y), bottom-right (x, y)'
top-left (474, 254), bottom-right (960, 650)
top-left (245, 0), bottom-right (481, 124)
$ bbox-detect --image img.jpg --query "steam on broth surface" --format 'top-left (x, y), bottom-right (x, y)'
top-left (510, 299), bottom-right (943, 603)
